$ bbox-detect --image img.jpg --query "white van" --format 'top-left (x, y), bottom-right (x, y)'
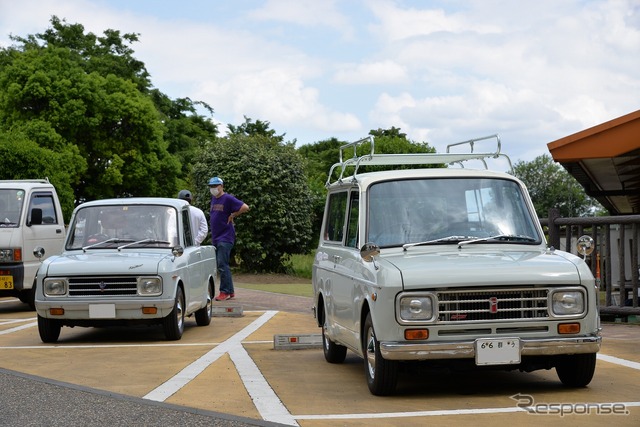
top-left (0, 179), bottom-right (65, 308)
top-left (313, 136), bottom-right (601, 395)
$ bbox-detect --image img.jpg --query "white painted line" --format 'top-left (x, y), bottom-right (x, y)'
top-left (598, 353), bottom-right (640, 370)
top-left (294, 402), bottom-right (640, 420)
top-left (0, 317), bottom-right (36, 324)
top-left (0, 322), bottom-right (37, 335)
top-left (143, 310), bottom-right (278, 402)
top-left (230, 345), bottom-right (298, 426)
top-left (0, 340), bottom-right (275, 350)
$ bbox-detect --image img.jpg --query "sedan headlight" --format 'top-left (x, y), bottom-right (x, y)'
top-left (137, 277), bottom-right (162, 296)
top-left (43, 278), bottom-right (68, 296)
top-left (551, 289), bottom-right (585, 316)
top-left (397, 294), bottom-right (435, 323)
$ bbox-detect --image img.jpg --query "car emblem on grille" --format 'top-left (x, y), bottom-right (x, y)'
top-left (489, 297), bottom-right (498, 313)
top-left (99, 281), bottom-right (107, 292)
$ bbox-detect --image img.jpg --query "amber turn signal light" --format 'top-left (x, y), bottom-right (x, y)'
top-left (558, 323), bottom-right (580, 334)
top-left (404, 329), bottom-right (429, 340)
top-left (142, 307), bottom-right (158, 315)
top-left (49, 308), bottom-right (64, 315)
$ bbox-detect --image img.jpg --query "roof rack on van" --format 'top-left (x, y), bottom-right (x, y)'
top-left (0, 178), bottom-right (50, 184)
top-left (325, 134), bottom-right (513, 187)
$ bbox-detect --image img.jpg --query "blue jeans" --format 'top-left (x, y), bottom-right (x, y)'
top-left (216, 241), bottom-right (234, 294)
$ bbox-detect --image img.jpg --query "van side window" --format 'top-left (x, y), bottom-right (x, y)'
top-left (324, 191), bottom-right (347, 242)
top-left (28, 193), bottom-right (58, 225)
top-left (345, 192), bottom-right (359, 248)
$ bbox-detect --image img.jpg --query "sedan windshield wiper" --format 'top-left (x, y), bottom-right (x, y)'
top-left (403, 236), bottom-right (479, 251)
top-left (458, 234), bottom-right (538, 247)
top-left (117, 238), bottom-right (172, 250)
top-left (82, 238), bottom-right (129, 251)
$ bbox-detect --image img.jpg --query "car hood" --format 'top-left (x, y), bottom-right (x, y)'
top-left (43, 251), bottom-right (169, 276)
top-left (384, 247), bottom-right (582, 289)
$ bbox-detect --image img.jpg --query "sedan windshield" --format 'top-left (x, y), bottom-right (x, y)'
top-left (367, 177), bottom-right (541, 247)
top-left (66, 205), bottom-right (179, 250)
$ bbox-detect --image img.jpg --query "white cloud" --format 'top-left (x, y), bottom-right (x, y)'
top-left (247, 0), bottom-right (353, 38)
top-left (333, 60), bottom-right (407, 84)
top-left (1, 0), bottom-right (638, 162)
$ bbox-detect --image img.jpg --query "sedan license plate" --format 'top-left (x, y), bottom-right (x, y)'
top-left (0, 275), bottom-right (13, 289)
top-left (475, 338), bottom-right (520, 365)
top-left (89, 304), bottom-right (116, 319)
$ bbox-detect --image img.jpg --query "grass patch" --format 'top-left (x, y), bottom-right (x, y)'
top-left (286, 253), bottom-right (314, 279)
top-left (236, 283), bottom-right (314, 298)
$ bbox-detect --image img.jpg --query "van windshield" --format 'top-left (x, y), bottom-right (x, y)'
top-left (367, 177), bottom-right (541, 247)
top-left (0, 189), bottom-right (25, 227)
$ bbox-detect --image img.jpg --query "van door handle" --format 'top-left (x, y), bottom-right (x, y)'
top-left (56, 229), bottom-right (62, 234)
top-left (332, 255), bottom-right (341, 263)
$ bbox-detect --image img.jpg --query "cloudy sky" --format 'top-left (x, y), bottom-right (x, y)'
top-left (1, 0), bottom-right (638, 169)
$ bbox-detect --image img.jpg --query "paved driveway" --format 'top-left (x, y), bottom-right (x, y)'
top-left (1, 287), bottom-right (639, 426)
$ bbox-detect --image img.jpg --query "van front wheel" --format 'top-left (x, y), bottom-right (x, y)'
top-left (363, 313), bottom-right (398, 396)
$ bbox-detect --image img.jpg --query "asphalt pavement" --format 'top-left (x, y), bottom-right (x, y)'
top-left (0, 288), bottom-right (311, 427)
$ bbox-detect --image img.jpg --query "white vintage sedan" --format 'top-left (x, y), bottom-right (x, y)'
top-left (34, 198), bottom-right (216, 342)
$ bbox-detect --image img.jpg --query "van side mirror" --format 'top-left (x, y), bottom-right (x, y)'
top-left (360, 242), bottom-right (380, 262)
top-left (29, 208), bottom-right (43, 226)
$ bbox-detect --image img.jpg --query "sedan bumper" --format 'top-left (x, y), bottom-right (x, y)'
top-left (35, 298), bottom-right (176, 320)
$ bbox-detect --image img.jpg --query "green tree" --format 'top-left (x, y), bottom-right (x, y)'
top-left (0, 17), bottom-right (214, 202)
top-left (511, 154), bottom-right (604, 218)
top-left (192, 119), bottom-right (313, 272)
top-left (150, 91), bottom-right (218, 190)
top-left (0, 131), bottom-right (79, 219)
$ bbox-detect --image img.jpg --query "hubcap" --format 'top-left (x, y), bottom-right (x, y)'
top-left (323, 321), bottom-right (330, 351)
top-left (366, 326), bottom-right (376, 378)
top-left (176, 295), bottom-right (184, 330)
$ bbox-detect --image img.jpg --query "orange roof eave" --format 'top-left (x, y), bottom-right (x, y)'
top-left (547, 109), bottom-right (640, 162)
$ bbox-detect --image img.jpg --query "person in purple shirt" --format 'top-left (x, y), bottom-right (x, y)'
top-left (208, 176), bottom-right (250, 301)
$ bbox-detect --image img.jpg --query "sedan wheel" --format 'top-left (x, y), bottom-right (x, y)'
top-left (195, 282), bottom-right (214, 326)
top-left (163, 286), bottom-right (185, 340)
top-left (38, 315), bottom-right (61, 343)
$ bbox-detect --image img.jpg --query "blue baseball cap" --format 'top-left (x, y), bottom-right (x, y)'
top-left (208, 176), bottom-right (224, 186)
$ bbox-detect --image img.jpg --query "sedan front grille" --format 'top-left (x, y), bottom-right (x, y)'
top-left (437, 288), bottom-right (549, 322)
top-left (68, 276), bottom-right (138, 297)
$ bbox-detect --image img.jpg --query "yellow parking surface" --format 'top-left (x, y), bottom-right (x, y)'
top-left (1, 297), bottom-right (639, 426)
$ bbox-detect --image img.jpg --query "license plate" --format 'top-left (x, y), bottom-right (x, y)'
top-left (475, 338), bottom-right (521, 365)
top-left (0, 275), bottom-right (13, 289)
top-left (89, 304), bottom-right (116, 319)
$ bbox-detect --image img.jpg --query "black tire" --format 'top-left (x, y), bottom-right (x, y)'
top-left (363, 312), bottom-right (398, 396)
top-left (37, 315), bottom-right (61, 343)
top-left (19, 287), bottom-right (36, 310)
top-left (163, 286), bottom-right (185, 340)
top-left (556, 353), bottom-right (597, 387)
top-left (322, 318), bottom-right (347, 363)
top-left (195, 281), bottom-right (213, 326)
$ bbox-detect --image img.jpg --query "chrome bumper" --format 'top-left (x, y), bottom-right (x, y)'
top-left (380, 335), bottom-right (602, 361)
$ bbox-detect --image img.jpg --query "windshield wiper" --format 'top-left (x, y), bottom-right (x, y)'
top-left (403, 236), bottom-right (479, 251)
top-left (82, 238), bottom-right (127, 251)
top-left (458, 234), bottom-right (538, 247)
top-left (117, 238), bottom-right (171, 250)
